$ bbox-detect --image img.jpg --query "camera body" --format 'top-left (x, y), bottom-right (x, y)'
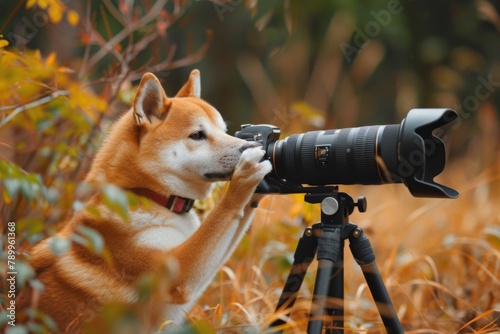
top-left (235, 109), bottom-right (459, 198)
top-left (235, 124), bottom-right (292, 194)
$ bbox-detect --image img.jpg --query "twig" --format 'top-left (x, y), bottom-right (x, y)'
top-left (145, 31), bottom-right (212, 74)
top-left (102, 0), bottom-right (125, 26)
top-left (86, 0), bottom-right (168, 71)
top-left (0, 91), bottom-right (70, 129)
top-left (79, 17), bottom-right (128, 71)
top-left (79, 0), bottom-right (94, 80)
top-left (124, 30), bottom-right (159, 64)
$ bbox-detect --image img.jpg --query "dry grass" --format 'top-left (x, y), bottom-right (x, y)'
top-left (174, 156), bottom-right (500, 333)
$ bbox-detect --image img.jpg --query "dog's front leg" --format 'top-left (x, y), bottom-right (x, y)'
top-left (166, 147), bottom-right (271, 311)
top-left (218, 193), bottom-right (267, 265)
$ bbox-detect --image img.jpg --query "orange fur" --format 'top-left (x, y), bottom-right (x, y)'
top-left (18, 70), bottom-right (272, 333)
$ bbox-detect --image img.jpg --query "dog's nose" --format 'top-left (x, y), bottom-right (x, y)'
top-left (239, 141), bottom-right (261, 152)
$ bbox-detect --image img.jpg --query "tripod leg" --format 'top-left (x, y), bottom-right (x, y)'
top-left (308, 226), bottom-right (342, 334)
top-left (348, 227), bottom-right (404, 334)
top-left (269, 225), bottom-right (319, 332)
top-left (326, 247), bottom-right (344, 334)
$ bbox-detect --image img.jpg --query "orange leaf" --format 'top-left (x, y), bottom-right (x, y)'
top-left (38, 0), bottom-right (49, 10)
top-left (81, 33), bottom-right (91, 44)
top-left (67, 10), bottom-right (79, 26)
top-left (57, 67), bottom-right (75, 73)
top-left (119, 0), bottom-right (129, 14)
top-left (157, 21), bottom-right (167, 37)
top-left (45, 52), bottom-right (57, 66)
top-left (26, 0), bottom-right (37, 9)
top-left (48, 2), bottom-right (63, 23)
top-left (2, 188), bottom-right (12, 205)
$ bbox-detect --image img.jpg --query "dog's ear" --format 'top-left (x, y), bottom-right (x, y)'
top-left (176, 69), bottom-right (201, 98)
top-left (133, 72), bottom-right (168, 125)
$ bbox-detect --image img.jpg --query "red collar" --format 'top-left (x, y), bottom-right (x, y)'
top-left (130, 188), bottom-right (195, 214)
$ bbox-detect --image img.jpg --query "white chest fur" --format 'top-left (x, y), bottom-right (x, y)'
top-left (131, 209), bottom-right (201, 250)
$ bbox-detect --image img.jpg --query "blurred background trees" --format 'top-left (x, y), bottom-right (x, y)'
top-left (2, 0), bottom-right (499, 222)
top-left (1, 0), bottom-right (499, 332)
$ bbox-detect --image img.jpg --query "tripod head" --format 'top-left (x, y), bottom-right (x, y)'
top-left (304, 191), bottom-right (367, 216)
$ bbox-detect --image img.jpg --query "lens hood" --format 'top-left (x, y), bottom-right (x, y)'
top-left (398, 109), bottom-right (459, 198)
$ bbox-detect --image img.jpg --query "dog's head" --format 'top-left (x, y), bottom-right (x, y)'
top-left (87, 70), bottom-right (258, 199)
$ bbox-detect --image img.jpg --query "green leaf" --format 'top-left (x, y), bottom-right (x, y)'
top-left (0, 161), bottom-right (48, 204)
top-left (251, 0), bottom-right (278, 21)
top-left (49, 236), bottom-right (71, 255)
top-left (36, 118), bottom-right (52, 131)
top-left (15, 261), bottom-right (35, 288)
top-left (20, 179), bottom-right (39, 199)
top-left (103, 184), bottom-right (128, 208)
top-left (29, 278), bottom-right (45, 292)
top-left (3, 178), bottom-right (20, 198)
top-left (6, 325), bottom-right (28, 334)
top-left (25, 323), bottom-right (47, 334)
top-left (85, 204), bottom-right (103, 219)
top-left (74, 225), bottom-right (105, 254)
top-left (17, 218), bottom-right (45, 240)
top-left (102, 184), bottom-right (130, 221)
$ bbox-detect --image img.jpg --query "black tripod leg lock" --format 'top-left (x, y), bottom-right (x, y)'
top-left (348, 227), bottom-right (376, 265)
top-left (347, 226), bottom-right (405, 333)
top-left (317, 226), bottom-right (342, 261)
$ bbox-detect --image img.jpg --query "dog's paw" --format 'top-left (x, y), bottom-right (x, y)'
top-left (231, 147), bottom-right (272, 188)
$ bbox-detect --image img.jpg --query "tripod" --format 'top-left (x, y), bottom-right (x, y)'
top-left (269, 188), bottom-right (404, 333)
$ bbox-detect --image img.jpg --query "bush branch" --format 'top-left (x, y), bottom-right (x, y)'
top-left (0, 91), bottom-right (70, 129)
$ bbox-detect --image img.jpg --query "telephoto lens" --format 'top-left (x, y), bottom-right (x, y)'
top-left (235, 109), bottom-right (459, 198)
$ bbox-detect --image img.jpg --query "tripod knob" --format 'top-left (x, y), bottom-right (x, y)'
top-left (354, 196), bottom-right (367, 213)
top-left (321, 197), bottom-right (339, 216)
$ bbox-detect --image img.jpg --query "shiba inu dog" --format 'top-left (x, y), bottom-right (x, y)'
top-left (18, 70), bottom-right (272, 332)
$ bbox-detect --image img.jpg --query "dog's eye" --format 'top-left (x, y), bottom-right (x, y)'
top-left (189, 130), bottom-right (206, 140)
